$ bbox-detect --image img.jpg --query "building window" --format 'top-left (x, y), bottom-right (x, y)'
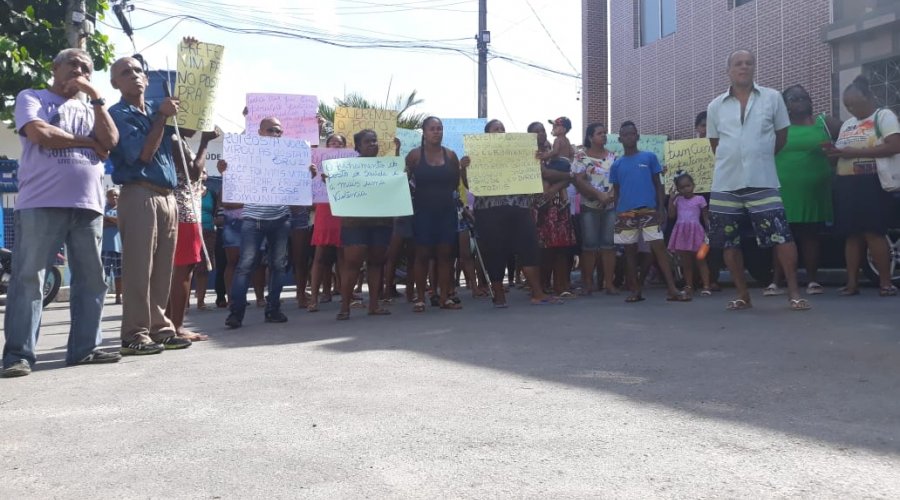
top-left (735, 0), bottom-right (754, 6)
top-left (864, 56), bottom-right (900, 117)
top-left (640, 0), bottom-right (676, 46)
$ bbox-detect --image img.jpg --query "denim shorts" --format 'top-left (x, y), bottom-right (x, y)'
top-left (222, 216), bottom-right (242, 248)
top-left (290, 207), bottom-right (311, 231)
top-left (580, 206), bottom-right (616, 250)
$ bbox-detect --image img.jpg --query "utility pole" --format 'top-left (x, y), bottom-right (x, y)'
top-left (477, 0), bottom-right (489, 118)
top-left (65, 0), bottom-right (90, 49)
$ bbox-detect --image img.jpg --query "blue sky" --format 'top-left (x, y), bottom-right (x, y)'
top-left (92, 0), bottom-right (584, 137)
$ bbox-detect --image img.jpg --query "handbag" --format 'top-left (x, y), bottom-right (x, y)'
top-left (873, 108), bottom-right (900, 192)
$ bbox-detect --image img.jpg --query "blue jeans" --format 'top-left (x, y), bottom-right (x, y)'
top-left (3, 208), bottom-right (106, 368)
top-left (229, 217), bottom-right (290, 319)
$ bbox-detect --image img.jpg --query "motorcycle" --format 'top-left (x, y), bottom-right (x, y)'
top-left (0, 247), bottom-right (63, 308)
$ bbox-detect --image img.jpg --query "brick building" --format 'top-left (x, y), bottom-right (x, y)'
top-left (582, 0), bottom-right (900, 139)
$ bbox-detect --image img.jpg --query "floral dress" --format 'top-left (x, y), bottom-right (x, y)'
top-left (534, 141), bottom-right (576, 248)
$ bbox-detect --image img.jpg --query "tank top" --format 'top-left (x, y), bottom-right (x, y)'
top-left (412, 146), bottom-right (458, 212)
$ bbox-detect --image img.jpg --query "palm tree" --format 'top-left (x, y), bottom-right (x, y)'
top-left (318, 90), bottom-right (426, 130)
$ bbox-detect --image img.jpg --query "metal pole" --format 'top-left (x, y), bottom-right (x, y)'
top-left (477, 0), bottom-right (488, 118)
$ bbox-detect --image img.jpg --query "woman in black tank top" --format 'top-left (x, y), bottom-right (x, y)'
top-left (406, 116), bottom-right (462, 312)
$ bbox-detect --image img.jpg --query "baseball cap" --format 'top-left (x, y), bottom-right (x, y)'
top-left (548, 116), bottom-right (572, 131)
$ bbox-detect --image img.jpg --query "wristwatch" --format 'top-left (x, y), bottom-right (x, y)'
top-left (89, 97), bottom-right (106, 106)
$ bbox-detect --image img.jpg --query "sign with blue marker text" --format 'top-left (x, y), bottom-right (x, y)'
top-left (311, 148), bottom-right (359, 203)
top-left (246, 94), bottom-right (319, 142)
top-left (322, 157), bottom-right (413, 217)
top-left (395, 128), bottom-right (422, 161)
top-left (221, 133), bottom-right (312, 206)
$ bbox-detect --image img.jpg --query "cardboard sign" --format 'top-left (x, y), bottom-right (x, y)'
top-left (311, 148), bottom-right (359, 203)
top-left (322, 157), bottom-right (413, 217)
top-left (222, 133), bottom-right (312, 205)
top-left (172, 41), bottom-right (224, 131)
top-left (246, 93), bottom-right (318, 142)
top-left (462, 133), bottom-right (543, 196)
top-left (333, 107), bottom-right (398, 157)
top-left (662, 139), bottom-right (715, 193)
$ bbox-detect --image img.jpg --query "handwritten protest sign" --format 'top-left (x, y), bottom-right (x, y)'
top-left (333, 107), bottom-right (398, 157)
top-left (311, 148), bottom-right (359, 203)
top-left (245, 94), bottom-right (318, 142)
top-left (322, 157), bottom-right (413, 217)
top-left (395, 128), bottom-right (422, 160)
top-left (442, 118), bottom-right (488, 158)
top-left (173, 41), bottom-right (224, 131)
top-left (222, 133), bottom-right (312, 205)
top-left (462, 133), bottom-right (543, 196)
top-left (662, 139), bottom-right (715, 193)
top-left (607, 133), bottom-right (667, 165)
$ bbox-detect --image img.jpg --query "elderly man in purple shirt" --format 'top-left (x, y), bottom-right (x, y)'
top-left (3, 48), bottom-right (121, 378)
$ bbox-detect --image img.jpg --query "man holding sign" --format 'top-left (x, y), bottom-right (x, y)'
top-left (109, 55), bottom-right (192, 355)
top-left (221, 118), bottom-right (313, 329)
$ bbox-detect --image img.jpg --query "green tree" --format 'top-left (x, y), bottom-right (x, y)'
top-left (1, 1), bottom-right (116, 124)
top-left (318, 90), bottom-right (427, 131)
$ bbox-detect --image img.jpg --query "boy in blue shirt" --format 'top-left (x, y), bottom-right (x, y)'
top-left (609, 121), bottom-right (689, 303)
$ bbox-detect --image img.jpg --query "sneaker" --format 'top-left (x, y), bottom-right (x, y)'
top-left (225, 313), bottom-right (243, 329)
top-left (2, 359), bottom-right (32, 378)
top-left (158, 336), bottom-right (192, 350)
top-left (71, 350), bottom-right (122, 365)
top-left (264, 310), bottom-right (288, 323)
top-left (120, 339), bottom-right (164, 356)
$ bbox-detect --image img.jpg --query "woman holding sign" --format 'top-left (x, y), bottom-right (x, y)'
top-left (333, 129), bottom-right (395, 320)
top-left (460, 119), bottom-right (561, 307)
top-left (308, 134), bottom-right (347, 311)
top-left (407, 116), bottom-right (463, 312)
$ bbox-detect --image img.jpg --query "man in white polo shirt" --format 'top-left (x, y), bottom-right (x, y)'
top-left (707, 49), bottom-right (808, 312)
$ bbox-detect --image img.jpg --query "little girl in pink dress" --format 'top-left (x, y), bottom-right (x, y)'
top-left (667, 173), bottom-right (712, 297)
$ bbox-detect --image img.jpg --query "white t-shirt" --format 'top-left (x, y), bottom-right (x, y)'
top-left (835, 108), bottom-right (900, 176)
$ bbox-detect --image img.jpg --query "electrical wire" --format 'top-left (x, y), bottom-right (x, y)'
top-left (487, 64), bottom-right (517, 130)
top-left (524, 0), bottom-right (578, 74)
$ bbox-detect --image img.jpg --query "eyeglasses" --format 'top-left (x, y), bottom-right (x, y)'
top-left (266, 127), bottom-right (283, 134)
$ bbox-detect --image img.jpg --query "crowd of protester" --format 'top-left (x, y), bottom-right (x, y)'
top-left (3, 45), bottom-right (899, 378)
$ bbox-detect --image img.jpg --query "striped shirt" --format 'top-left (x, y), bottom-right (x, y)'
top-left (240, 204), bottom-right (290, 220)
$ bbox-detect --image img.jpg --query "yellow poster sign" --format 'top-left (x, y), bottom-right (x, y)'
top-left (462, 133), bottom-right (543, 196)
top-left (172, 41), bottom-right (224, 131)
top-left (663, 139), bottom-right (715, 193)
top-left (333, 107), bottom-right (398, 157)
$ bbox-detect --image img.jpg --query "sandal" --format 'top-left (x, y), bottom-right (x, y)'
top-left (879, 285), bottom-right (898, 297)
top-left (838, 287), bottom-right (860, 296)
top-left (307, 303), bottom-right (319, 313)
top-left (413, 301), bottom-right (426, 313)
top-left (726, 299), bottom-right (752, 310)
top-left (493, 300), bottom-right (509, 309)
top-left (763, 284), bottom-right (785, 297)
top-left (350, 300), bottom-right (365, 309)
top-left (700, 288), bottom-right (713, 297)
top-left (196, 302), bottom-right (208, 310)
top-left (368, 308), bottom-right (392, 316)
top-left (335, 311), bottom-right (350, 321)
top-left (806, 282), bottom-right (825, 295)
top-left (789, 298), bottom-right (812, 311)
top-left (625, 294), bottom-right (645, 303)
top-left (558, 291), bottom-right (576, 299)
top-left (440, 299), bottom-right (463, 310)
top-left (667, 291), bottom-right (692, 302)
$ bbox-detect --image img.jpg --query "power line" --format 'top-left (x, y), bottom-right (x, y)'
top-left (523, 0), bottom-right (578, 74)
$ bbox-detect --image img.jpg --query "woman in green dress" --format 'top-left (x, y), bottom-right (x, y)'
top-left (768, 85), bottom-right (841, 295)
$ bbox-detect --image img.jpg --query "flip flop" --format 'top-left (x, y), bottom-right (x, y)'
top-left (763, 284), bottom-right (784, 297)
top-left (307, 304), bottom-right (319, 313)
top-left (493, 301), bottom-right (509, 309)
top-left (413, 301), bottom-right (426, 313)
top-left (368, 308), bottom-right (392, 316)
top-left (667, 291), bottom-right (692, 302)
top-left (726, 299), bottom-right (752, 310)
top-left (335, 311), bottom-right (350, 321)
top-left (625, 295), bottom-right (645, 303)
top-left (440, 300), bottom-right (463, 310)
top-left (558, 291), bottom-right (576, 299)
top-left (700, 288), bottom-right (713, 297)
top-left (790, 298), bottom-right (812, 311)
top-left (806, 282), bottom-right (825, 295)
top-left (838, 287), bottom-right (860, 296)
top-left (879, 285), bottom-right (898, 297)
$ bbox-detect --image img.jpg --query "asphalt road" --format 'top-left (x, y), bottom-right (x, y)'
top-left (2, 283), bottom-right (899, 498)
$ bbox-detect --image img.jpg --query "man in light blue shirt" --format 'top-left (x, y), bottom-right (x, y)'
top-left (707, 49), bottom-right (807, 311)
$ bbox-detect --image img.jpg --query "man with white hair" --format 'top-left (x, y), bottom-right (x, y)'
top-left (3, 48), bottom-right (121, 378)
